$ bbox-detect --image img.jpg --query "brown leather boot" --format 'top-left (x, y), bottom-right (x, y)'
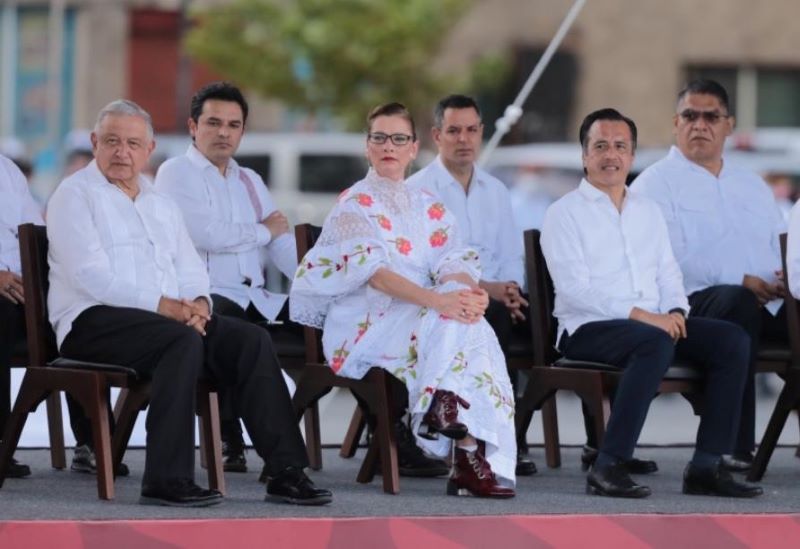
top-left (418, 390), bottom-right (470, 441)
top-left (446, 444), bottom-right (515, 499)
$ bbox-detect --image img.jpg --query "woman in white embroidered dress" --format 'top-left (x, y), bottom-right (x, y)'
top-left (290, 103), bottom-right (516, 498)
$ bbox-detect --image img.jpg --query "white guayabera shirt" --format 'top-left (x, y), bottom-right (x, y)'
top-left (47, 160), bottom-right (211, 348)
top-left (406, 156), bottom-right (524, 287)
top-left (632, 146), bottom-right (784, 315)
top-left (156, 145), bottom-right (297, 321)
top-left (0, 154), bottom-right (44, 275)
top-left (542, 179), bottom-right (689, 346)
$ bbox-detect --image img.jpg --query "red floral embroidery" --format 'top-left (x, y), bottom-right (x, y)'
top-left (390, 237), bottom-right (412, 255)
top-left (427, 202), bottom-right (445, 220)
top-left (331, 356), bottom-right (345, 372)
top-left (370, 214), bottom-right (392, 231)
top-left (354, 193), bottom-right (373, 207)
top-left (429, 227), bottom-right (448, 248)
top-left (331, 341), bottom-right (349, 373)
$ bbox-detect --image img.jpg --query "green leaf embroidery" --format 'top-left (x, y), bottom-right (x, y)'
top-left (322, 268), bottom-right (333, 278)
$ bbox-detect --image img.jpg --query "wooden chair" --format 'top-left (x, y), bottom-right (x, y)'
top-left (0, 224), bottom-right (224, 499)
top-left (8, 346), bottom-right (66, 470)
top-left (514, 229), bottom-right (704, 468)
top-left (291, 223), bottom-right (400, 494)
top-left (748, 233), bottom-right (800, 481)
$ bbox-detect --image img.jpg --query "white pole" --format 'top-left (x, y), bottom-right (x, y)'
top-left (48, 0), bottom-right (66, 159)
top-left (479, 0), bottom-right (587, 165)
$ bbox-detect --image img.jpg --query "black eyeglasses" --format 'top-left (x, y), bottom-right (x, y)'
top-left (367, 132), bottom-right (415, 146)
top-left (678, 109), bottom-right (731, 124)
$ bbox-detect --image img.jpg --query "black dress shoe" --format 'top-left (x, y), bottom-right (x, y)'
top-left (721, 453), bottom-right (753, 473)
top-left (587, 463), bottom-right (651, 498)
top-left (266, 466), bottom-right (332, 505)
top-left (581, 445), bottom-right (658, 474)
top-left (396, 421), bottom-right (449, 477)
top-left (222, 441), bottom-right (248, 473)
top-left (7, 458), bottom-right (31, 478)
top-left (140, 478), bottom-right (223, 507)
top-left (516, 453), bottom-right (537, 476)
top-left (683, 462), bottom-right (763, 498)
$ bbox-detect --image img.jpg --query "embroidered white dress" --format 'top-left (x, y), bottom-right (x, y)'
top-left (290, 170), bottom-right (516, 485)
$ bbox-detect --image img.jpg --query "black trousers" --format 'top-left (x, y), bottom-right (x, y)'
top-left (212, 294), bottom-right (409, 437)
top-left (689, 284), bottom-right (788, 455)
top-left (561, 318), bottom-right (749, 461)
top-left (60, 305), bottom-right (308, 485)
top-left (484, 297), bottom-right (530, 396)
top-left (0, 299), bottom-right (25, 433)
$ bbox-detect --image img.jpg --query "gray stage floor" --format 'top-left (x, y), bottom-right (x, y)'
top-left (1, 446), bottom-right (799, 520)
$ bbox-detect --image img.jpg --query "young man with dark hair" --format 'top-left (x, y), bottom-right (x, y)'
top-left (407, 94), bottom-right (536, 476)
top-left (542, 108), bottom-right (760, 499)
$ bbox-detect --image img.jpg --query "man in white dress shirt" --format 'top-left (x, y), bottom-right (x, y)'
top-left (156, 82), bottom-right (298, 476)
top-left (631, 79), bottom-right (787, 470)
top-left (406, 94), bottom-right (536, 476)
top-left (542, 108), bottom-right (759, 498)
top-left (0, 153), bottom-right (44, 478)
top-left (47, 100), bottom-right (331, 507)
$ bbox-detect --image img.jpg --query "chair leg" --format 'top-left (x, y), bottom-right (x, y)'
top-left (70, 375), bottom-right (114, 500)
top-left (748, 372), bottom-right (800, 482)
top-left (541, 396), bottom-right (561, 468)
top-left (197, 386), bottom-right (225, 495)
top-left (574, 377), bottom-right (610, 452)
top-left (339, 404), bottom-right (366, 459)
top-left (356, 369), bottom-right (398, 494)
top-left (45, 392), bottom-right (66, 470)
top-left (198, 416), bottom-right (208, 470)
top-left (111, 383), bottom-right (149, 474)
top-left (0, 375), bottom-right (51, 487)
top-left (303, 404), bottom-right (322, 470)
top-left (112, 388), bottom-right (130, 422)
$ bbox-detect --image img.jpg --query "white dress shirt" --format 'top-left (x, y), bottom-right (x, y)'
top-left (541, 179), bottom-right (689, 343)
top-left (785, 201), bottom-right (800, 299)
top-left (156, 145), bottom-right (297, 320)
top-left (631, 146), bottom-right (784, 313)
top-left (406, 156), bottom-right (524, 286)
top-left (0, 153), bottom-right (44, 274)
top-left (47, 160), bottom-right (211, 348)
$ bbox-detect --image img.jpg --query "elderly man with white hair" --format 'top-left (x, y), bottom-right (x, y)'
top-left (46, 99), bottom-right (331, 507)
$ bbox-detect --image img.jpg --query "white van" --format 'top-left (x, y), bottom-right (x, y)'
top-left (153, 132), bottom-right (370, 225)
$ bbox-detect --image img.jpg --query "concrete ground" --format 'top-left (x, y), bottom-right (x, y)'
top-left (1, 446), bottom-right (798, 520)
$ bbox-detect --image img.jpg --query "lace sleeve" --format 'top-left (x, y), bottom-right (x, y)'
top-left (290, 204), bottom-right (391, 328)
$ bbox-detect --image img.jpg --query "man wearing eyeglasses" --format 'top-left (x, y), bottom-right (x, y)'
top-left (406, 94), bottom-right (536, 477)
top-left (631, 79), bottom-right (786, 471)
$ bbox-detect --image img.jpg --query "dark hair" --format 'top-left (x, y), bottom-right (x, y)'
top-left (366, 102), bottom-right (417, 140)
top-left (190, 81), bottom-right (249, 124)
top-left (677, 79), bottom-right (730, 113)
top-left (578, 108), bottom-right (638, 152)
top-left (433, 94), bottom-right (481, 128)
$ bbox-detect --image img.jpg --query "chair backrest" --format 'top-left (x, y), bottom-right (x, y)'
top-left (779, 232), bottom-right (800, 362)
top-left (294, 223), bottom-right (325, 364)
top-left (523, 229), bottom-right (560, 365)
top-left (18, 223), bottom-right (58, 367)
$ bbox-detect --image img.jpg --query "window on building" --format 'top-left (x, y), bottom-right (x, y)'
top-left (480, 47), bottom-right (577, 144)
top-left (686, 65), bottom-right (800, 128)
top-left (299, 154), bottom-right (368, 193)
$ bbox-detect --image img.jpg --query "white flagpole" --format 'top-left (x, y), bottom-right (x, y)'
top-left (478, 0), bottom-right (587, 166)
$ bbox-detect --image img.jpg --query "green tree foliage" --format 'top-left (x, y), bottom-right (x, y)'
top-left (186, 0), bottom-right (474, 129)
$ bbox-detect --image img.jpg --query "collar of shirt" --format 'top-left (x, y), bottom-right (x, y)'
top-left (577, 178), bottom-right (630, 209)
top-left (84, 159), bottom-right (156, 198)
top-left (185, 144), bottom-right (239, 178)
top-left (667, 145), bottom-right (734, 179)
top-left (431, 155), bottom-right (481, 194)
